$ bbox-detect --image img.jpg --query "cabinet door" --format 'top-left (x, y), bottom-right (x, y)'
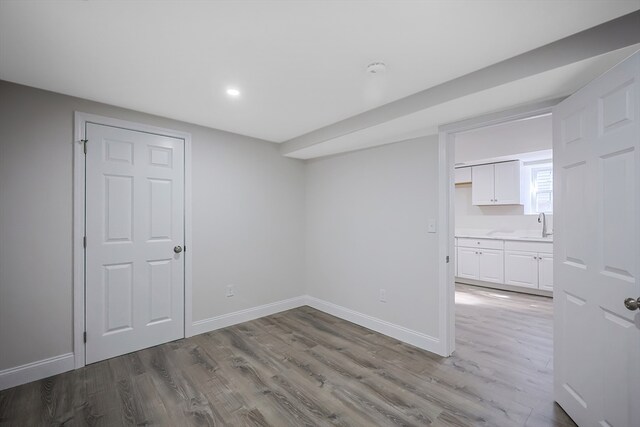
top-left (471, 164), bottom-right (495, 205)
top-left (504, 250), bottom-right (538, 288)
top-left (494, 161), bottom-right (521, 205)
top-left (538, 254), bottom-right (553, 291)
top-left (457, 247), bottom-right (479, 280)
top-left (478, 249), bottom-right (504, 284)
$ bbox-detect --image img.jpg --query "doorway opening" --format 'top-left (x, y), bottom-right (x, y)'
top-left (437, 101), bottom-right (577, 425)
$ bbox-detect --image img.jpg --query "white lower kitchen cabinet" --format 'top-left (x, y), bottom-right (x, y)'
top-left (456, 237), bottom-right (553, 294)
top-left (478, 249), bottom-right (504, 284)
top-left (456, 241), bottom-right (504, 284)
top-left (538, 254), bottom-right (554, 291)
top-left (457, 247), bottom-right (480, 280)
top-left (503, 240), bottom-right (554, 292)
top-left (504, 251), bottom-right (539, 289)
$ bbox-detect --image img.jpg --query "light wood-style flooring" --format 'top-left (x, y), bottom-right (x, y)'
top-left (0, 284), bottom-right (576, 426)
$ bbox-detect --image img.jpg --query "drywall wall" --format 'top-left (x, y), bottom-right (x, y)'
top-left (455, 114), bottom-right (551, 164)
top-left (454, 114), bottom-right (553, 235)
top-left (0, 80), bottom-right (305, 372)
top-left (455, 184), bottom-right (554, 232)
top-left (305, 136), bottom-right (441, 340)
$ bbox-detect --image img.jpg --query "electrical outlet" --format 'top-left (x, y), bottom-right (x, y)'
top-left (226, 285), bottom-right (235, 297)
top-left (379, 289), bottom-right (387, 303)
top-left (427, 219), bottom-right (436, 233)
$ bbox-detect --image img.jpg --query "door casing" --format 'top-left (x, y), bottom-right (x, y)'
top-left (73, 112), bottom-right (193, 368)
top-left (436, 98), bottom-right (563, 356)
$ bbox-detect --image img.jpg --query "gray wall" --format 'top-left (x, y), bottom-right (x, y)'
top-left (305, 136), bottom-right (441, 337)
top-left (0, 81), bottom-right (306, 370)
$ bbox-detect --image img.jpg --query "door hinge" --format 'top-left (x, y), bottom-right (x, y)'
top-left (83, 332), bottom-right (87, 343)
top-left (446, 255), bottom-right (450, 263)
top-left (81, 139), bottom-right (88, 154)
top-left (83, 236), bottom-right (87, 248)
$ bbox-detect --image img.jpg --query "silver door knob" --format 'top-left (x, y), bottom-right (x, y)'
top-left (173, 246), bottom-right (183, 254)
top-left (624, 297), bottom-right (639, 311)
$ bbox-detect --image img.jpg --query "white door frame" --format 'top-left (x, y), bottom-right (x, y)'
top-left (436, 98), bottom-right (563, 356)
top-left (73, 112), bottom-right (193, 368)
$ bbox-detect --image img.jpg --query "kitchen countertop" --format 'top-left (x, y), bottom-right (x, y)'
top-left (455, 230), bottom-right (553, 243)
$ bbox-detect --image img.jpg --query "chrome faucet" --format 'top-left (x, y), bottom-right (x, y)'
top-left (538, 212), bottom-right (550, 238)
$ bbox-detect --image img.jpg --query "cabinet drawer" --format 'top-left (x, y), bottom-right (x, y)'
top-left (457, 238), bottom-right (503, 250)
top-left (505, 240), bottom-right (553, 253)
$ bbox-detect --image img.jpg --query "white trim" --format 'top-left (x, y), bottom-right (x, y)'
top-left (191, 296), bottom-right (308, 336)
top-left (73, 112), bottom-right (193, 368)
top-left (305, 296), bottom-right (442, 355)
top-left (0, 353), bottom-right (74, 391)
top-left (436, 99), bottom-right (562, 357)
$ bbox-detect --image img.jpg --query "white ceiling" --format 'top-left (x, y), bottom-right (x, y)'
top-left (1, 1), bottom-right (638, 143)
top-left (288, 45), bottom-right (640, 159)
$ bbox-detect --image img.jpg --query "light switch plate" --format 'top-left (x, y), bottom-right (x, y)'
top-left (428, 219), bottom-right (436, 233)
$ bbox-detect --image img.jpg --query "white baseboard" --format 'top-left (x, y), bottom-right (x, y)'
top-left (0, 353), bottom-right (75, 391)
top-left (455, 278), bottom-right (553, 297)
top-left (191, 295), bottom-right (308, 336)
top-left (304, 296), bottom-right (442, 355)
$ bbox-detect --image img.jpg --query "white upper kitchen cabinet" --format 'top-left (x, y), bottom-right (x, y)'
top-left (494, 161), bottom-right (521, 204)
top-left (471, 164), bottom-right (495, 204)
top-left (454, 167), bottom-right (472, 184)
top-left (471, 160), bottom-right (522, 205)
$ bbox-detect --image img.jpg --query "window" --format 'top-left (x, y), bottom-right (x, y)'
top-left (531, 166), bottom-right (553, 213)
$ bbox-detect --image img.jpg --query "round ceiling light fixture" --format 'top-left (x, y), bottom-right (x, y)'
top-left (366, 61), bottom-right (386, 75)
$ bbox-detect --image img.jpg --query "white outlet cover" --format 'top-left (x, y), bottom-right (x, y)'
top-left (427, 219), bottom-right (436, 233)
top-left (379, 289), bottom-right (387, 303)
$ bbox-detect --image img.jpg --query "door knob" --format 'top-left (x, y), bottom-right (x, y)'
top-left (173, 246), bottom-right (183, 254)
top-left (624, 297), bottom-right (639, 311)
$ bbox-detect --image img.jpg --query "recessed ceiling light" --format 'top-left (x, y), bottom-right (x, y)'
top-left (226, 88), bottom-right (241, 97)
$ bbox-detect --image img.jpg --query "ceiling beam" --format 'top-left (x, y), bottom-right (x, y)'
top-left (280, 10), bottom-right (640, 156)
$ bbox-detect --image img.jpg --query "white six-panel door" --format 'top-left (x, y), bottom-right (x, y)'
top-left (553, 51), bottom-right (639, 426)
top-left (85, 123), bottom-right (185, 364)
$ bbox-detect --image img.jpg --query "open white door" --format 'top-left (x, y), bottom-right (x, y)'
top-left (85, 123), bottom-right (185, 364)
top-left (553, 51), bottom-right (640, 426)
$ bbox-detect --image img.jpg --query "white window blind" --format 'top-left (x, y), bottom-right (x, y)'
top-left (532, 166), bottom-right (553, 213)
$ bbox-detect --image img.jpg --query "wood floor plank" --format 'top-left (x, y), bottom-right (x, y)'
top-left (0, 284), bottom-right (576, 426)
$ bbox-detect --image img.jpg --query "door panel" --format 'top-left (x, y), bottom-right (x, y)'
top-left (86, 123), bottom-right (185, 364)
top-left (553, 51), bottom-right (639, 426)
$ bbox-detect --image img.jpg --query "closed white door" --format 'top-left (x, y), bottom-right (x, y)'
top-left (538, 254), bottom-right (553, 292)
top-left (85, 123), bottom-right (185, 364)
top-left (471, 163), bottom-right (495, 205)
top-left (477, 249), bottom-right (504, 284)
top-left (493, 161), bottom-right (521, 205)
top-left (504, 251), bottom-right (538, 289)
top-left (553, 52), bottom-right (639, 426)
top-left (457, 247), bottom-right (479, 280)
